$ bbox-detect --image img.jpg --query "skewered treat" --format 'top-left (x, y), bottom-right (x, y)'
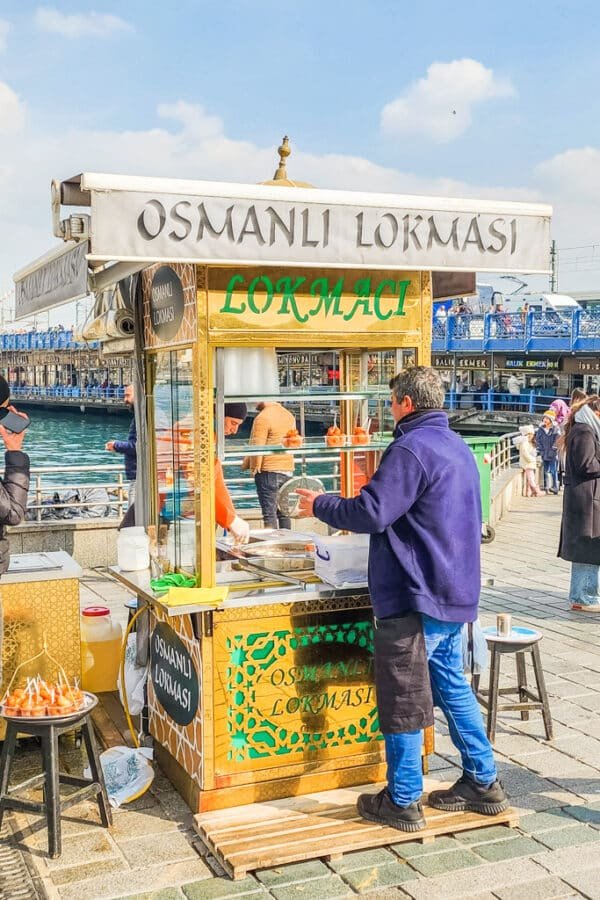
top-left (325, 425), bottom-right (344, 447)
top-left (282, 428), bottom-right (303, 448)
top-left (1, 676), bottom-right (85, 717)
top-left (353, 425), bottom-right (370, 445)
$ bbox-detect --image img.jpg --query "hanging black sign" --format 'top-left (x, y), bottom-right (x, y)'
top-left (151, 622), bottom-right (199, 726)
top-left (149, 266), bottom-right (184, 341)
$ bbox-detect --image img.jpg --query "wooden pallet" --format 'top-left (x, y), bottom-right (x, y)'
top-left (194, 779), bottom-right (519, 880)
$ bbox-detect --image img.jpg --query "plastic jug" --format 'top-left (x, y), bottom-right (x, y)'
top-left (81, 606), bottom-right (123, 692)
top-left (117, 526), bottom-right (150, 571)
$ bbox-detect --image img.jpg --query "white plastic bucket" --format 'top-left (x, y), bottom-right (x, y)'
top-left (117, 526), bottom-right (150, 572)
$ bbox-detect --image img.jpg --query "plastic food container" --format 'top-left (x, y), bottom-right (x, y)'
top-left (313, 533), bottom-right (370, 587)
top-left (81, 606), bottom-right (123, 692)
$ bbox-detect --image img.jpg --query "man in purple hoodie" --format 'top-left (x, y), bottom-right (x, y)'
top-left (297, 366), bottom-right (506, 832)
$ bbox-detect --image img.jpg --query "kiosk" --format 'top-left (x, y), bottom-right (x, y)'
top-left (15, 140), bottom-right (552, 814)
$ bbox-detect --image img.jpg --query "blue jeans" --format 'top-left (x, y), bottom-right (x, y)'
top-left (254, 472), bottom-right (292, 529)
top-left (542, 459), bottom-right (558, 492)
top-left (384, 615), bottom-right (497, 806)
top-left (569, 562), bottom-right (600, 607)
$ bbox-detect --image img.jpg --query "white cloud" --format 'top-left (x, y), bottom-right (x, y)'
top-left (34, 8), bottom-right (133, 39)
top-left (381, 59), bottom-right (515, 143)
top-left (0, 82), bottom-right (26, 135)
top-left (0, 19), bottom-right (10, 52)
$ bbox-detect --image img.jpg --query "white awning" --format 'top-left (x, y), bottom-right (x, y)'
top-left (57, 172), bottom-right (552, 275)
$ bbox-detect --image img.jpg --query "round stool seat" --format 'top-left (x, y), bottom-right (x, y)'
top-left (482, 625), bottom-right (542, 653)
top-left (124, 597), bottom-right (138, 611)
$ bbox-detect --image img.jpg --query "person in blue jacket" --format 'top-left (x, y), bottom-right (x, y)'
top-left (297, 366), bottom-right (507, 832)
top-left (106, 384), bottom-right (137, 508)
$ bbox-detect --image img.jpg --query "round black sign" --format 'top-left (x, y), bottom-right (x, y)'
top-left (149, 266), bottom-right (184, 341)
top-left (151, 622), bottom-right (199, 726)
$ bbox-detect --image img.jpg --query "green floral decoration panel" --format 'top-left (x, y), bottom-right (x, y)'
top-left (225, 620), bottom-right (382, 762)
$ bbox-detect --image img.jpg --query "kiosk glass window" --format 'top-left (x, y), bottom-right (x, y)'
top-left (151, 349), bottom-right (195, 573)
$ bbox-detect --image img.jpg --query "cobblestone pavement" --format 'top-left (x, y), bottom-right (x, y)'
top-left (6, 493), bottom-right (600, 898)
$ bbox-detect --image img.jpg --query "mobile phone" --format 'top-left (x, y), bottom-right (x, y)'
top-left (0, 408), bottom-right (31, 433)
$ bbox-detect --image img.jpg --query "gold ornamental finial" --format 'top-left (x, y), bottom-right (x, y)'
top-left (273, 135), bottom-right (291, 181)
top-left (260, 135), bottom-right (314, 188)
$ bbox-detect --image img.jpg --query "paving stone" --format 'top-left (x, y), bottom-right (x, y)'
top-left (340, 860), bottom-right (418, 892)
top-left (117, 830), bottom-right (200, 867)
top-left (270, 876), bottom-right (353, 899)
top-left (473, 836), bottom-right (543, 861)
top-left (455, 825), bottom-right (517, 845)
top-left (562, 803), bottom-right (600, 826)
top-left (255, 860), bottom-right (332, 887)
top-left (43, 829), bottom-right (120, 871)
top-left (122, 891), bottom-right (184, 900)
top-left (49, 858), bottom-right (127, 887)
top-left (408, 848), bottom-right (483, 876)
top-left (559, 870), bottom-right (600, 899)
top-left (532, 844), bottom-right (600, 875)
top-left (535, 823), bottom-right (600, 849)
top-left (110, 806), bottom-right (183, 839)
top-left (519, 809), bottom-right (579, 834)
top-left (327, 847), bottom-right (397, 872)
top-left (492, 876), bottom-right (577, 899)
top-left (548, 777), bottom-right (600, 801)
top-left (400, 857), bottom-right (546, 899)
top-left (57, 860), bottom-right (213, 899)
top-left (182, 877), bottom-right (266, 898)
top-left (390, 836), bottom-right (461, 858)
top-left (512, 751), bottom-right (599, 779)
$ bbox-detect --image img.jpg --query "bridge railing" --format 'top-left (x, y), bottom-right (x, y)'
top-left (445, 390), bottom-right (570, 415)
top-left (433, 308), bottom-right (600, 352)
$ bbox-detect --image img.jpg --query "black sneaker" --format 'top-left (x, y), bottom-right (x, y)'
top-left (357, 788), bottom-right (426, 832)
top-left (428, 774), bottom-right (509, 815)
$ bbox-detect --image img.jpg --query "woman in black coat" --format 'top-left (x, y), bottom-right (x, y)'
top-left (0, 376), bottom-right (30, 684)
top-left (558, 396), bottom-right (600, 611)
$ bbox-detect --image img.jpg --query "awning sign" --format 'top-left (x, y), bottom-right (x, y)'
top-left (13, 242), bottom-right (88, 320)
top-left (88, 184), bottom-right (552, 274)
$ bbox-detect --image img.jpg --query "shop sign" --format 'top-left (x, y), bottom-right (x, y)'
top-left (151, 622), bottom-right (199, 726)
top-left (563, 356), bottom-right (600, 375)
top-left (208, 266), bottom-right (422, 335)
top-left (433, 354), bottom-right (489, 368)
top-left (89, 181), bottom-right (551, 274)
top-left (14, 242), bottom-right (88, 320)
top-left (505, 357), bottom-right (561, 371)
top-left (149, 266), bottom-right (184, 341)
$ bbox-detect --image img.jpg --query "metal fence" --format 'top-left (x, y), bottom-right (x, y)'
top-left (27, 464), bottom-right (129, 522)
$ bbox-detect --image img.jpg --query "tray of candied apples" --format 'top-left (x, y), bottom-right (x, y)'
top-left (1, 677), bottom-right (94, 722)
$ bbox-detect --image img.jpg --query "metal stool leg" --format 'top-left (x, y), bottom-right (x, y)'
top-left (82, 718), bottom-right (112, 827)
top-left (531, 642), bottom-right (553, 740)
top-left (0, 722), bottom-right (17, 830)
top-left (515, 651), bottom-right (529, 721)
top-left (487, 645), bottom-right (501, 743)
top-left (41, 726), bottom-right (61, 858)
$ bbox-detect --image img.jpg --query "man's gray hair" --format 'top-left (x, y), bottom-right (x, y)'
top-left (389, 366), bottom-right (445, 410)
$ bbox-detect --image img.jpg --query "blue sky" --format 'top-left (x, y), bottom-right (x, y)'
top-left (1, 1), bottom-right (600, 322)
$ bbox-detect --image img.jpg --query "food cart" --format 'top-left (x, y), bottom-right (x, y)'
top-left (18, 141), bottom-right (552, 813)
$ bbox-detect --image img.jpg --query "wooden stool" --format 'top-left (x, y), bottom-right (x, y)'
top-left (0, 698), bottom-right (112, 858)
top-left (473, 630), bottom-right (553, 743)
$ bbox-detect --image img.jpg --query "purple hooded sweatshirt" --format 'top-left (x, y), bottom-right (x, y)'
top-left (313, 410), bottom-right (482, 623)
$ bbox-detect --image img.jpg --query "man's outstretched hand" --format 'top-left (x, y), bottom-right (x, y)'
top-left (296, 488), bottom-right (324, 517)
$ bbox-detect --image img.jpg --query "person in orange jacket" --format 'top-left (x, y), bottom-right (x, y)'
top-left (217, 403), bottom-right (249, 543)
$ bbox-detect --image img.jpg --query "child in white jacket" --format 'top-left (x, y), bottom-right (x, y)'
top-left (513, 424), bottom-right (544, 497)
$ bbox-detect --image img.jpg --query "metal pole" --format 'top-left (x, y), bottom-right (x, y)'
top-left (550, 240), bottom-right (558, 293)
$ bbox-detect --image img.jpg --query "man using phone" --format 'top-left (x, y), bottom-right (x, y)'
top-left (0, 374), bottom-right (30, 683)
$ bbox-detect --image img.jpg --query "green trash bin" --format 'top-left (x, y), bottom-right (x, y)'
top-left (462, 436), bottom-right (500, 542)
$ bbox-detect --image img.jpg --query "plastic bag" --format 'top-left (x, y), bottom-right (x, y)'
top-left (85, 746), bottom-right (153, 807)
top-left (117, 633), bottom-right (149, 716)
top-left (462, 619), bottom-right (489, 675)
